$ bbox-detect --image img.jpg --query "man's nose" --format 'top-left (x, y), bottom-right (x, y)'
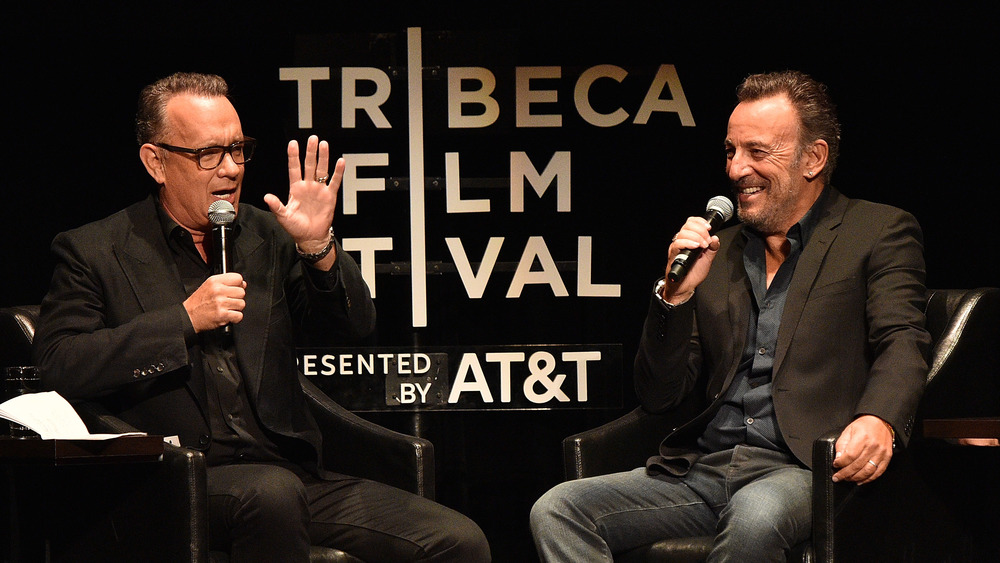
top-left (218, 151), bottom-right (241, 177)
top-left (727, 150), bottom-right (749, 180)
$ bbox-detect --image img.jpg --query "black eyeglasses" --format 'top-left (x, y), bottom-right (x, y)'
top-left (154, 137), bottom-right (256, 170)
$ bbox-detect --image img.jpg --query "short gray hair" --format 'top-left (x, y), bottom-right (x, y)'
top-left (135, 72), bottom-right (230, 145)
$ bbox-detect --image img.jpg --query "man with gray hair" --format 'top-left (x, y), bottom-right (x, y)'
top-left (531, 70), bottom-right (929, 562)
top-left (34, 72), bottom-right (490, 562)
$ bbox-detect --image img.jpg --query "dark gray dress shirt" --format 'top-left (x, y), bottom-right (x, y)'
top-left (697, 188), bottom-right (828, 454)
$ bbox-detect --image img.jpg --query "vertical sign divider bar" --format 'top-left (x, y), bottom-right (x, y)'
top-left (407, 27), bottom-right (428, 327)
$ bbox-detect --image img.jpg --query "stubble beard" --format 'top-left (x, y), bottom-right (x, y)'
top-left (735, 179), bottom-right (799, 235)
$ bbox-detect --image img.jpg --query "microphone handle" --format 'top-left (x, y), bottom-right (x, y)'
top-left (212, 224), bottom-right (233, 275)
top-left (211, 225), bottom-right (234, 335)
top-left (667, 249), bottom-right (702, 282)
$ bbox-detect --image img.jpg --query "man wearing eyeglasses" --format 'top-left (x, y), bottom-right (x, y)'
top-left (33, 72), bottom-right (490, 562)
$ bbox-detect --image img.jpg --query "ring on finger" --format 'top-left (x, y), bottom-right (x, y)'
top-left (316, 175), bottom-right (330, 184)
top-left (867, 460), bottom-right (878, 468)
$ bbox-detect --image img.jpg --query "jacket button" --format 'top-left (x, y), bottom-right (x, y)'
top-left (198, 434), bottom-right (210, 446)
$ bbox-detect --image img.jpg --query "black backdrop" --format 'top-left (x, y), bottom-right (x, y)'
top-left (6, 3), bottom-right (998, 561)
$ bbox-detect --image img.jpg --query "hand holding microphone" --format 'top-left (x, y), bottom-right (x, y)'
top-left (663, 196), bottom-right (733, 300)
top-left (208, 201), bottom-right (238, 335)
top-left (183, 201), bottom-right (246, 333)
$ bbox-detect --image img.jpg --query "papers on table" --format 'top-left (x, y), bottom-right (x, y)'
top-left (0, 391), bottom-right (145, 440)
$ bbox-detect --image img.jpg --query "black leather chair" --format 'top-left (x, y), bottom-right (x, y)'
top-left (562, 288), bottom-right (1000, 562)
top-left (1, 305), bottom-right (435, 563)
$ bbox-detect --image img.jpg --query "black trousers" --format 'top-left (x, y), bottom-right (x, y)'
top-left (206, 464), bottom-right (490, 562)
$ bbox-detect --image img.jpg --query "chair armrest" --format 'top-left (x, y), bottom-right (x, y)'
top-left (71, 401), bottom-right (211, 561)
top-left (75, 400), bottom-right (144, 435)
top-left (299, 374), bottom-right (436, 500)
top-left (810, 429), bottom-right (953, 563)
top-left (810, 429), bottom-right (855, 563)
top-left (155, 443), bottom-right (211, 562)
top-left (563, 406), bottom-right (685, 479)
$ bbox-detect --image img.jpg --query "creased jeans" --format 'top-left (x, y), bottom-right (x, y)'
top-left (530, 445), bottom-right (812, 562)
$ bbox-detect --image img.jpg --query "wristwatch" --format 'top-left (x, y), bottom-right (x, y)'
top-left (653, 278), bottom-right (675, 311)
top-left (653, 278), bottom-right (692, 311)
top-left (296, 226), bottom-right (335, 264)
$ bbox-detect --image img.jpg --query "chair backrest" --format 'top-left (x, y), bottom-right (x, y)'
top-left (0, 305), bottom-right (39, 370)
top-left (919, 288), bottom-right (1000, 420)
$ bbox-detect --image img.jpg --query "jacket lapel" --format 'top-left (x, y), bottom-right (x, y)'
top-left (113, 196), bottom-right (188, 314)
top-left (726, 232), bottom-right (751, 378)
top-left (705, 230), bottom-right (751, 401)
top-left (773, 188), bottom-right (848, 376)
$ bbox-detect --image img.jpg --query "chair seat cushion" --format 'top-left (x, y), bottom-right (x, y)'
top-left (210, 547), bottom-right (364, 563)
top-left (614, 536), bottom-right (811, 562)
top-left (616, 536), bottom-right (713, 563)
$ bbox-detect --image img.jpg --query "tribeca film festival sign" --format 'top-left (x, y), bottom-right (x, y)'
top-left (287, 27), bottom-right (694, 411)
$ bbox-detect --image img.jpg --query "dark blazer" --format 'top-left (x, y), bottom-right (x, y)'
top-left (635, 187), bottom-right (931, 469)
top-left (33, 194), bottom-right (375, 474)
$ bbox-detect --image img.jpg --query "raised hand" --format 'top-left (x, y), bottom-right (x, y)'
top-left (264, 135), bottom-right (346, 251)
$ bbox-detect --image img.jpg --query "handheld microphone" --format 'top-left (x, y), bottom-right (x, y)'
top-left (208, 200), bottom-right (236, 334)
top-left (667, 196), bottom-right (734, 283)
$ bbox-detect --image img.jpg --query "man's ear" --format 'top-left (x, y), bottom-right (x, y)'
top-left (139, 143), bottom-right (166, 185)
top-left (802, 139), bottom-right (829, 179)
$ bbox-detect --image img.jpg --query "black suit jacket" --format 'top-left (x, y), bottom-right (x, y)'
top-left (33, 195), bottom-right (375, 474)
top-left (636, 188), bottom-right (931, 469)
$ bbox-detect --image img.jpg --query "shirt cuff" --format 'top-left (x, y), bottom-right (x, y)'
top-left (304, 256), bottom-right (342, 291)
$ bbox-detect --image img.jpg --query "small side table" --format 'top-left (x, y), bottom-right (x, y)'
top-left (923, 418), bottom-right (1000, 441)
top-left (0, 435), bottom-right (163, 464)
top-left (1, 435), bottom-right (163, 562)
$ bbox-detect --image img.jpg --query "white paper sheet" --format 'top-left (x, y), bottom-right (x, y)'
top-left (0, 391), bottom-right (145, 440)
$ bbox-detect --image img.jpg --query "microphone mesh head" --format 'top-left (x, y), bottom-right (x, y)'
top-left (706, 196), bottom-right (734, 222)
top-left (208, 200), bottom-right (236, 226)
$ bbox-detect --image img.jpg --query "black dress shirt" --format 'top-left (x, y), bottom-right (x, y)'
top-left (155, 201), bottom-right (334, 470)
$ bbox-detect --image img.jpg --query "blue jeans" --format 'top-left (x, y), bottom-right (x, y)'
top-left (530, 445), bottom-right (812, 562)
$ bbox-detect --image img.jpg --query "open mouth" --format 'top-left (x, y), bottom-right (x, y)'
top-left (211, 188), bottom-right (238, 201)
top-left (733, 174), bottom-right (769, 198)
